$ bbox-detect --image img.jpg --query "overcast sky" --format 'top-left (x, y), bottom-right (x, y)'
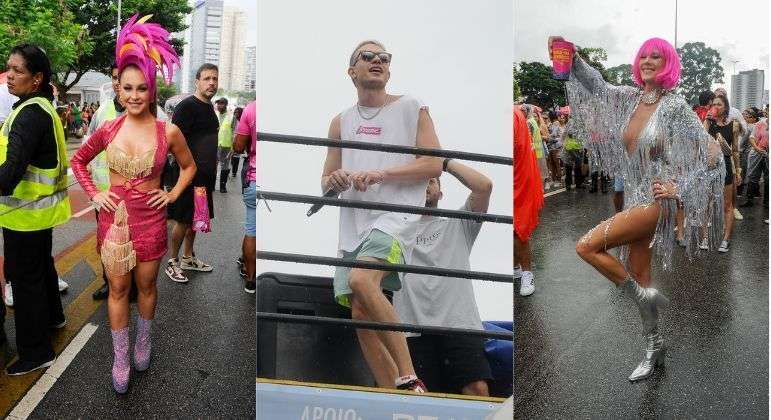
top-left (257, 0), bottom-right (513, 321)
top-left (515, 0), bottom-right (770, 95)
top-left (222, 0), bottom-right (256, 46)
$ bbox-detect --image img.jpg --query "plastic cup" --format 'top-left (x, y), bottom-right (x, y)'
top-left (551, 40), bottom-right (574, 80)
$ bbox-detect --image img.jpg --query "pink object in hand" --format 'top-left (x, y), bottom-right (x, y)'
top-left (192, 186), bottom-right (211, 233)
top-left (551, 40), bottom-right (574, 80)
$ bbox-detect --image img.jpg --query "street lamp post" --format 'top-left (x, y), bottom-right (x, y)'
top-left (117, 0), bottom-right (122, 32)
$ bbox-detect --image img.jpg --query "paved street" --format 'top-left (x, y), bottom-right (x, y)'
top-left (515, 187), bottom-right (768, 419)
top-left (0, 169), bottom-right (255, 419)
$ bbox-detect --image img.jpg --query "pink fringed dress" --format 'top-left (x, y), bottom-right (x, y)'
top-left (71, 115), bottom-right (169, 265)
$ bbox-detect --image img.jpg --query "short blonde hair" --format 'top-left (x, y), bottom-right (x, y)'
top-left (349, 40), bottom-right (386, 67)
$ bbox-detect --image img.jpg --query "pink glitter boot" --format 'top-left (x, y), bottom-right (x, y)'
top-left (111, 327), bottom-right (130, 393)
top-left (133, 316), bottom-right (152, 371)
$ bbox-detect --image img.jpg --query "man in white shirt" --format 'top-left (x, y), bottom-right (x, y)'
top-left (321, 40), bottom-right (442, 393)
top-left (394, 159), bottom-right (494, 396)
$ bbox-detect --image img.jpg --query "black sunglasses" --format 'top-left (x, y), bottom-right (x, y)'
top-left (356, 51), bottom-right (392, 65)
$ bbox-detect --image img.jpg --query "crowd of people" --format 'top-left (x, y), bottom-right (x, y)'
top-left (0, 14), bottom-right (257, 395)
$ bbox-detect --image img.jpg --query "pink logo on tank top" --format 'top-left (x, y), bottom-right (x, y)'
top-left (356, 126), bottom-right (382, 135)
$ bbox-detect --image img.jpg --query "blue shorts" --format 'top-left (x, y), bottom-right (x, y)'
top-left (614, 177), bottom-right (624, 192)
top-left (243, 181), bottom-right (256, 237)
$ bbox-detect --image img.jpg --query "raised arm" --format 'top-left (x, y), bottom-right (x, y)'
top-left (444, 159), bottom-right (492, 213)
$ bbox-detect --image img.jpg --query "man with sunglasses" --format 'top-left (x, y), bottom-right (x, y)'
top-left (321, 40), bottom-right (442, 393)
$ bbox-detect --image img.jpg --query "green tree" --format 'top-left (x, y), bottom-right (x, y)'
top-left (676, 42), bottom-right (724, 104)
top-left (59, 0), bottom-right (191, 97)
top-left (156, 76), bottom-right (178, 108)
top-left (606, 64), bottom-right (635, 87)
top-left (512, 64), bottom-right (522, 101)
top-left (0, 0), bottom-right (89, 75)
top-left (515, 61), bottom-right (565, 109)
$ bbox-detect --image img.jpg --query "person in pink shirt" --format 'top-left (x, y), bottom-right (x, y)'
top-left (741, 107), bottom-right (768, 208)
top-left (234, 100), bottom-right (256, 293)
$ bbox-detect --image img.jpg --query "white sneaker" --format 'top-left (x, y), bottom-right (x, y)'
top-left (718, 240), bottom-right (729, 253)
top-left (180, 254), bottom-right (214, 272)
top-left (4, 283), bottom-right (12, 307)
top-left (733, 208), bottom-right (743, 220)
top-left (698, 239), bottom-right (709, 250)
top-left (545, 181), bottom-right (552, 190)
top-left (519, 271), bottom-right (535, 296)
top-left (58, 277), bottom-right (69, 292)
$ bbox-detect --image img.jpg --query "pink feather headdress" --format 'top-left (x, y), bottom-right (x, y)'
top-left (115, 14), bottom-right (180, 99)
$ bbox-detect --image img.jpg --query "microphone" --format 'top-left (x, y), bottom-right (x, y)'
top-left (307, 189), bottom-right (339, 217)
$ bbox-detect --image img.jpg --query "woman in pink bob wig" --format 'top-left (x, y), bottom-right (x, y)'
top-left (547, 35), bottom-right (725, 383)
top-left (631, 37), bottom-right (681, 90)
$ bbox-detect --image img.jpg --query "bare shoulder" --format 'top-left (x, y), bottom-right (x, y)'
top-left (165, 122), bottom-right (184, 144)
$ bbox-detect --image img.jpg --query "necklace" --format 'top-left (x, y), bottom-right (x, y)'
top-left (640, 88), bottom-right (665, 105)
top-left (357, 96), bottom-right (390, 120)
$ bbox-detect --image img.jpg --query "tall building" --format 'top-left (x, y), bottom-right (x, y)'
top-left (730, 69), bottom-right (765, 111)
top-left (219, 8), bottom-right (247, 92)
top-left (243, 46), bottom-right (256, 91)
top-left (183, 0), bottom-right (223, 93)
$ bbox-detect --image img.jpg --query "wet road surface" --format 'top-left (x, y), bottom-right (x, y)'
top-left (515, 188), bottom-right (768, 419)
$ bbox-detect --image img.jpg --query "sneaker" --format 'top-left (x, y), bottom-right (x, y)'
top-left (396, 375), bottom-right (427, 393)
top-left (244, 280), bottom-right (256, 294)
top-left (520, 271), bottom-right (535, 296)
top-left (239, 265), bottom-right (247, 278)
top-left (513, 265), bottom-right (522, 279)
top-left (180, 254), bottom-right (213, 272)
top-left (6, 357), bottom-right (55, 376)
top-left (165, 259), bottom-right (189, 283)
top-left (50, 318), bottom-right (67, 329)
top-left (58, 277), bottom-right (69, 292)
top-left (734, 208), bottom-right (743, 220)
top-left (4, 283), bottom-right (12, 307)
top-left (699, 239), bottom-right (709, 250)
top-left (545, 181), bottom-right (552, 190)
top-left (718, 240), bottom-right (729, 253)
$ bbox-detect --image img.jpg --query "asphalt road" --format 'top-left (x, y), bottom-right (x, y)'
top-left (0, 169), bottom-right (255, 419)
top-left (515, 187), bottom-right (769, 419)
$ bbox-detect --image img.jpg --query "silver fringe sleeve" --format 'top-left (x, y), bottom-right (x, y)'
top-left (566, 54), bottom-right (726, 271)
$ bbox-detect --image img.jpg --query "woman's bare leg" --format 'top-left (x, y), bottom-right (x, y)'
top-left (106, 271), bottom-right (132, 330)
top-left (723, 184), bottom-right (734, 242)
top-left (133, 260), bottom-right (161, 320)
top-left (575, 203), bottom-right (661, 285)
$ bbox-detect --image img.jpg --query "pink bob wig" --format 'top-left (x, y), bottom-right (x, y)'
top-left (631, 37), bottom-right (681, 90)
top-left (115, 14), bottom-right (180, 100)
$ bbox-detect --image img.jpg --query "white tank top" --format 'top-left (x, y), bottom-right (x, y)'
top-left (338, 95), bottom-right (428, 264)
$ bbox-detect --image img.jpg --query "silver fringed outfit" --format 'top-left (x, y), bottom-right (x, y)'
top-left (566, 55), bottom-right (726, 271)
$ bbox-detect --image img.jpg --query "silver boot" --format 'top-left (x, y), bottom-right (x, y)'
top-left (622, 277), bottom-right (670, 335)
top-left (628, 330), bottom-right (666, 382)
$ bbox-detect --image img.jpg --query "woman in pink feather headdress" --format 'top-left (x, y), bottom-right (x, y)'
top-left (71, 14), bottom-right (197, 393)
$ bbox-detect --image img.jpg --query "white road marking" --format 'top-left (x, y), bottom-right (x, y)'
top-left (544, 188), bottom-right (566, 198)
top-left (72, 204), bottom-right (95, 218)
top-left (7, 323), bottom-right (99, 420)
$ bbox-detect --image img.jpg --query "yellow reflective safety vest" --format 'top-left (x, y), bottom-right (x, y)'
top-left (218, 112), bottom-right (234, 148)
top-left (89, 101), bottom-right (118, 191)
top-left (0, 96), bottom-right (71, 231)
